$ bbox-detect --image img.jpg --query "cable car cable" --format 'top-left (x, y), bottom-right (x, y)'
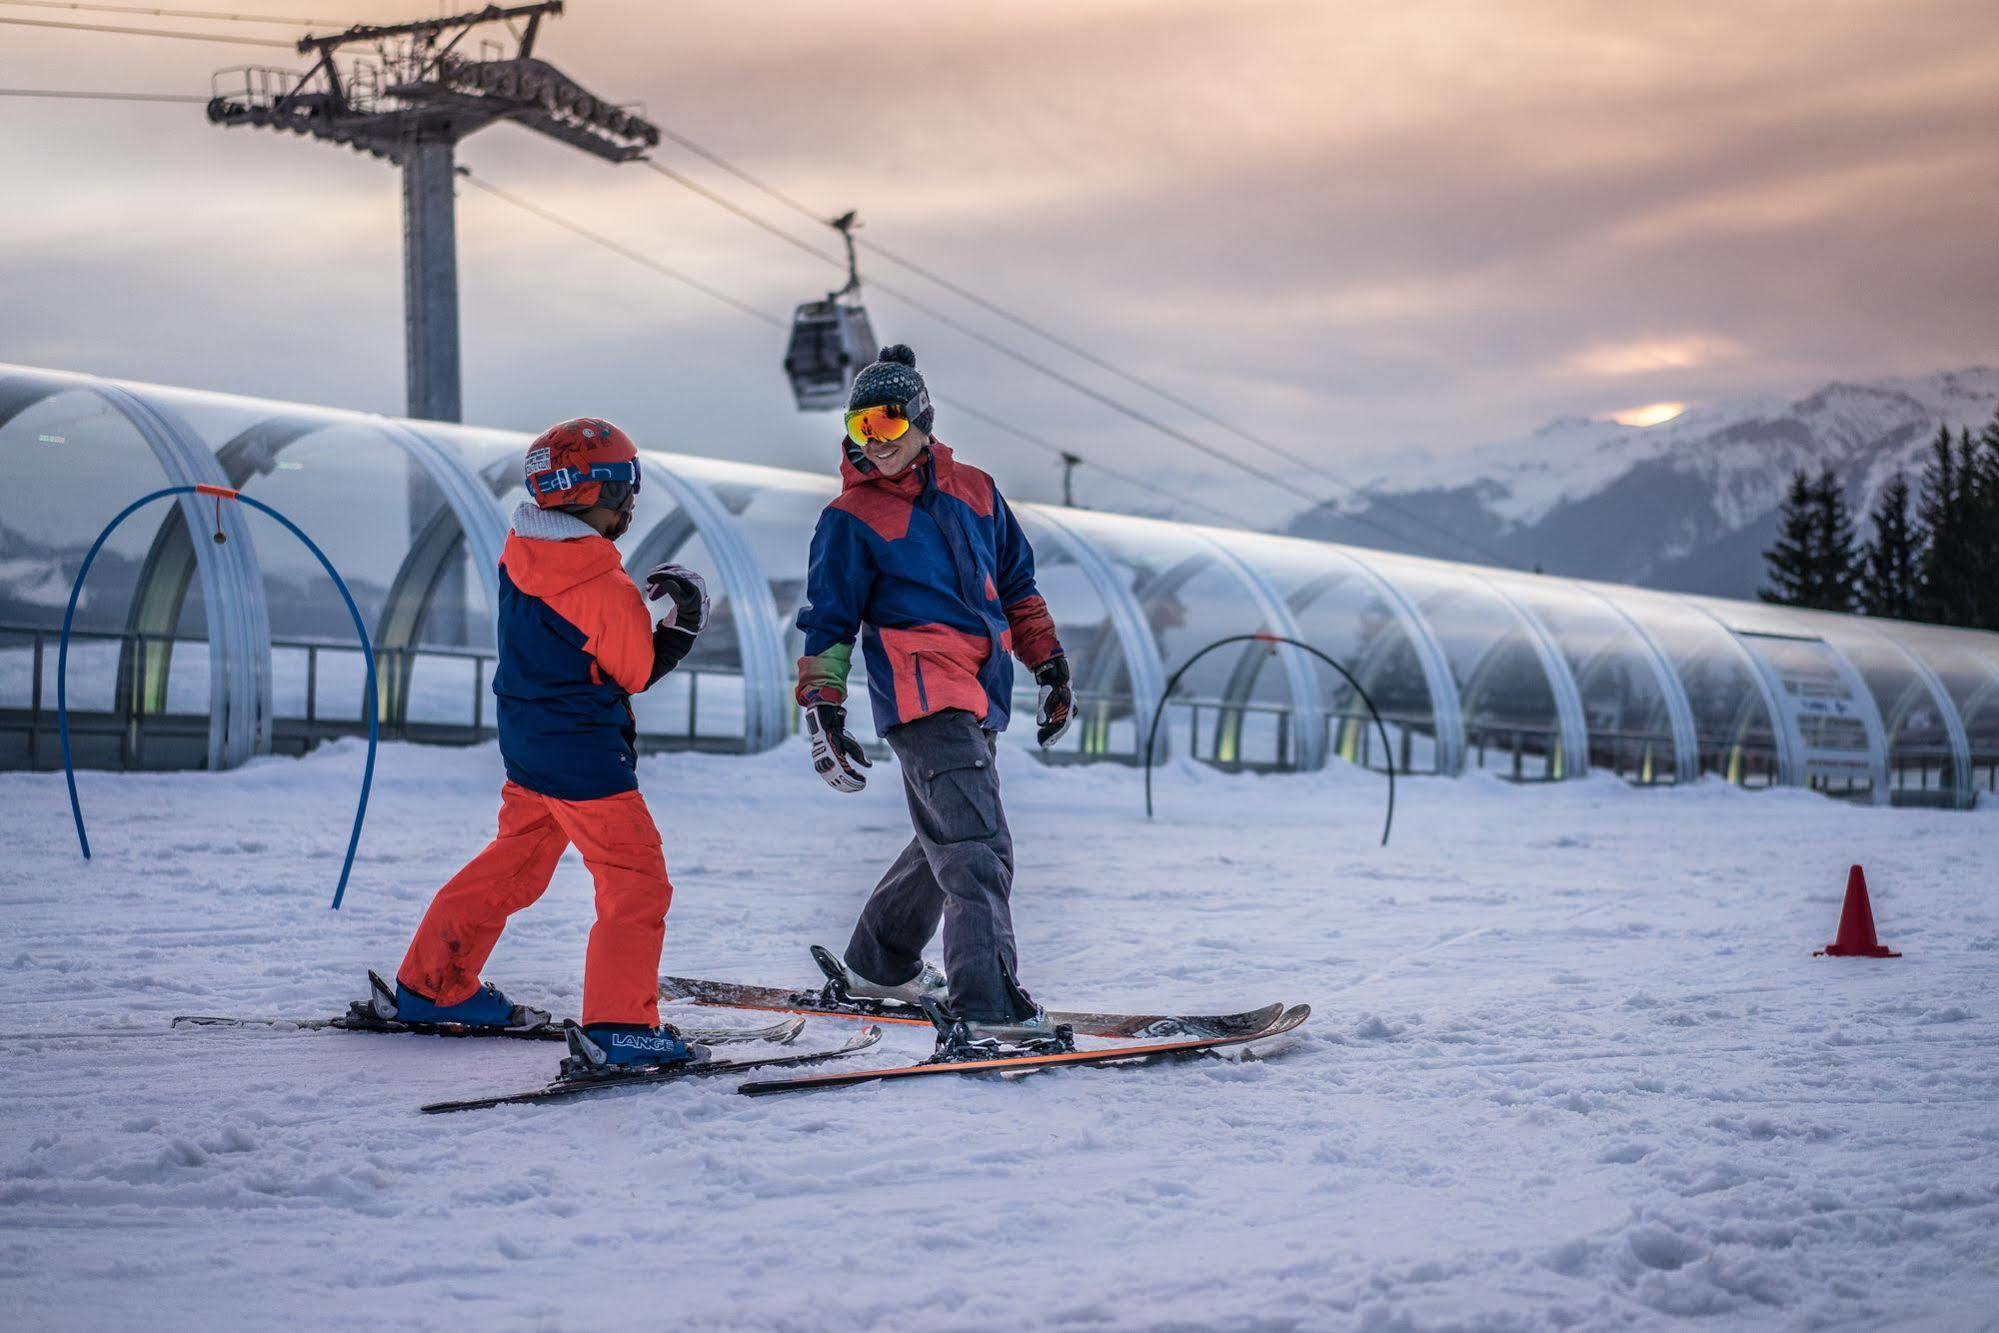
top-left (0, 87), bottom-right (207, 100)
top-left (645, 126), bottom-right (1522, 570)
top-left (0, 0), bottom-right (339, 26)
top-left (0, 13), bottom-right (293, 43)
top-left (639, 156), bottom-right (1476, 563)
top-left (460, 168), bottom-right (1267, 529)
top-left (462, 173), bottom-right (786, 328)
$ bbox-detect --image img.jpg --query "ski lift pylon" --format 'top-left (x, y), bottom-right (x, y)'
top-left (783, 210), bottom-right (877, 411)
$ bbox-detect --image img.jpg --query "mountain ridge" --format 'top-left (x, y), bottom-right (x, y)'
top-left (1289, 367), bottom-right (1999, 598)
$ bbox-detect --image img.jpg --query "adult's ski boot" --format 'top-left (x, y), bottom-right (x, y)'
top-left (925, 999), bottom-right (1075, 1062)
top-left (810, 945), bottom-right (947, 1011)
top-left (560, 1021), bottom-right (706, 1080)
top-left (844, 961), bottom-right (950, 1007)
top-left (355, 970), bottom-right (552, 1031)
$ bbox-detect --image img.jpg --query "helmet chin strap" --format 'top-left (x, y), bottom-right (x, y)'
top-left (604, 504), bottom-right (635, 541)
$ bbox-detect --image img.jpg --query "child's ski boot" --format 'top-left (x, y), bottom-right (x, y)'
top-left (560, 1022), bottom-right (706, 1080)
top-left (354, 970), bottom-right (552, 1032)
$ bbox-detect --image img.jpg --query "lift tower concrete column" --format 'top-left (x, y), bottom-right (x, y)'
top-left (207, 2), bottom-right (660, 423)
top-left (402, 135), bottom-right (461, 423)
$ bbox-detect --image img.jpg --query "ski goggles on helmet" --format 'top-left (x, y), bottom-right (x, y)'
top-left (529, 458), bottom-right (642, 503)
top-left (844, 404), bottom-right (913, 448)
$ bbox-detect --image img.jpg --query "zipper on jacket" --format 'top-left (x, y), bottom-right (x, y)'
top-left (912, 650), bottom-right (930, 712)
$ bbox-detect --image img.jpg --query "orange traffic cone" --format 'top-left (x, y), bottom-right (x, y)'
top-left (1814, 865), bottom-right (1901, 958)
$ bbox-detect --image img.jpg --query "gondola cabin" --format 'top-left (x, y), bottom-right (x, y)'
top-left (784, 297), bottom-right (876, 411)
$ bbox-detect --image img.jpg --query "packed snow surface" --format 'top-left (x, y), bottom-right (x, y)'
top-left (3, 739), bottom-right (1996, 1330)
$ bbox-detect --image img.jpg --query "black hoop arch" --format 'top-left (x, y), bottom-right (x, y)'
top-left (1141, 633), bottom-right (1395, 846)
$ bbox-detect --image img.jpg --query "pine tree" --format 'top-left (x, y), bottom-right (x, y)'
top-left (1761, 466), bottom-right (1864, 612)
top-left (1969, 407), bottom-right (1999, 630)
top-left (1914, 425), bottom-right (1970, 626)
top-left (1809, 466), bottom-right (1860, 612)
top-left (1760, 468), bottom-right (1818, 607)
top-left (1859, 471), bottom-right (1920, 620)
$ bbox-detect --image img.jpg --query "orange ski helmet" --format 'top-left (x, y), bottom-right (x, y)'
top-left (523, 418), bottom-right (641, 514)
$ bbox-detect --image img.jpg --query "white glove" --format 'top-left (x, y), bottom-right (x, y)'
top-left (805, 703), bottom-right (872, 793)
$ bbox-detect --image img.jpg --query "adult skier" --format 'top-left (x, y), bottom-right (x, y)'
top-left (364, 418), bottom-right (713, 1076)
top-left (795, 345), bottom-right (1077, 1052)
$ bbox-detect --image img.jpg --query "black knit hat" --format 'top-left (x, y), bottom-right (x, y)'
top-left (847, 344), bottom-right (935, 434)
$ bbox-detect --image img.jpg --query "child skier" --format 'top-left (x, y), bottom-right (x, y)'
top-left (365, 418), bottom-right (712, 1076)
top-left (795, 345), bottom-right (1076, 1053)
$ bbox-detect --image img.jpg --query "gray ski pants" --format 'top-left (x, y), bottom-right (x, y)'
top-left (843, 708), bottom-right (1030, 1023)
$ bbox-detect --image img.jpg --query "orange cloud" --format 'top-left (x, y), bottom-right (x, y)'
top-left (1563, 336), bottom-right (1746, 377)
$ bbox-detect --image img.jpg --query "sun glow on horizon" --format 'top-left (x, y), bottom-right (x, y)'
top-left (1608, 401), bottom-right (1687, 427)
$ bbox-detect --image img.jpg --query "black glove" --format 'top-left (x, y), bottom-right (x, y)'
top-left (1033, 655), bottom-right (1074, 748)
top-left (805, 703), bottom-right (872, 793)
top-left (645, 563), bottom-right (709, 632)
top-left (645, 564), bottom-right (708, 686)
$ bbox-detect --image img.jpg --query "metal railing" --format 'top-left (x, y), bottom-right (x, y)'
top-left (11, 622), bottom-right (1993, 792)
top-left (0, 623), bottom-right (749, 770)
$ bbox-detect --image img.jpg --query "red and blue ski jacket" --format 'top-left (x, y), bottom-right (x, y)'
top-left (493, 504), bottom-right (669, 802)
top-left (795, 442), bottom-right (1063, 736)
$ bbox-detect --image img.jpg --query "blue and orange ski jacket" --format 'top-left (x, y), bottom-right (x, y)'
top-left (795, 442), bottom-right (1063, 736)
top-left (493, 504), bottom-right (688, 801)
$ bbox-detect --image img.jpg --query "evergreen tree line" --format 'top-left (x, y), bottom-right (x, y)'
top-left (1761, 405), bottom-right (1999, 629)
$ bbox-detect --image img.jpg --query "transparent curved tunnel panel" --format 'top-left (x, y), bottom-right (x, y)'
top-left (426, 422), bottom-right (540, 521)
top-left (1014, 507), bottom-right (1133, 759)
top-left (1689, 596), bottom-right (1877, 800)
top-left (609, 455), bottom-right (736, 749)
top-left (1783, 609), bottom-right (1963, 806)
top-left (1209, 531), bottom-right (1447, 774)
top-left (1486, 573), bottom-right (1681, 783)
top-left (1049, 509), bottom-right (1298, 768)
top-left (1875, 622), bottom-right (1999, 796)
top-left (14, 362), bottom-right (1999, 797)
top-left (0, 374), bottom-right (217, 774)
top-left (1, 382), bottom-right (177, 634)
top-left (149, 388), bottom-right (497, 737)
top-left (1357, 551), bottom-right (1566, 779)
top-left (654, 453), bottom-right (832, 747)
top-left (1606, 589), bottom-right (1783, 787)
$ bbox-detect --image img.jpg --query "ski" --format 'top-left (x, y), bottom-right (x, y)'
top-left (166, 1012), bottom-right (807, 1047)
top-left (420, 1024), bottom-right (885, 1114)
top-left (662, 948), bottom-right (1285, 1039)
top-left (736, 1004), bottom-right (1310, 1098)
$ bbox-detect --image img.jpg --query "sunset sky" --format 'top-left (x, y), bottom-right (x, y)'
top-left (3, 0), bottom-right (1995, 518)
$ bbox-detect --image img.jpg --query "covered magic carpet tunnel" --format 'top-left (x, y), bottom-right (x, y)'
top-left (4, 361), bottom-right (1997, 810)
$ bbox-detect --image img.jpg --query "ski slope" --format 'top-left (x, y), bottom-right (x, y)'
top-left (3, 739), bottom-right (1995, 1329)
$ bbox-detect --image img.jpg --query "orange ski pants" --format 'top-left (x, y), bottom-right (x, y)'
top-left (398, 781), bottom-right (671, 1027)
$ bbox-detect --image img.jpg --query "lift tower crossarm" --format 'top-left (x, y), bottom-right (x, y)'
top-left (208, 0), bottom-right (654, 423)
top-left (294, 2), bottom-right (561, 56)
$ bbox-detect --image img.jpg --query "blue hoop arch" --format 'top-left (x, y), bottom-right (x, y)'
top-left (1142, 633), bottom-right (1396, 846)
top-left (59, 484), bottom-right (378, 910)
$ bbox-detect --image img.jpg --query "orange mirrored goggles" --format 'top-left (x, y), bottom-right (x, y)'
top-left (844, 405), bottom-right (912, 447)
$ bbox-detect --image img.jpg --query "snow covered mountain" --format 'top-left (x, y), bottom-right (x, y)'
top-left (1289, 368), bottom-right (1999, 597)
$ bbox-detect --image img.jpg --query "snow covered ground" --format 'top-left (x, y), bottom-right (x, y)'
top-left (2, 739), bottom-right (1996, 1330)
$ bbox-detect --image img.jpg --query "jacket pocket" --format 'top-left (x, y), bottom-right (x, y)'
top-left (912, 651), bottom-right (930, 712)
